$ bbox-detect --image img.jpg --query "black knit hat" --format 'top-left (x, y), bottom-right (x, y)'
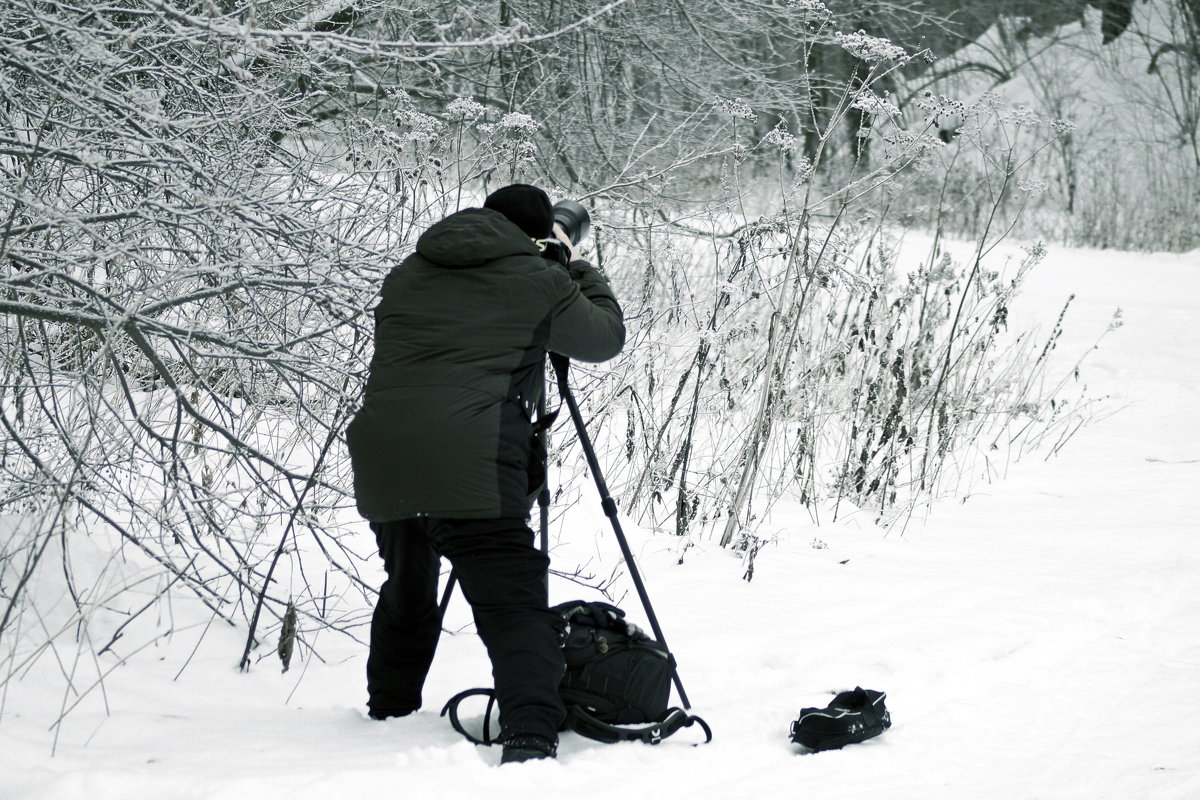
top-left (483, 184), bottom-right (554, 239)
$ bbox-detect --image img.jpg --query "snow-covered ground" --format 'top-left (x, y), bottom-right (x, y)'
top-left (2, 241), bottom-right (1198, 799)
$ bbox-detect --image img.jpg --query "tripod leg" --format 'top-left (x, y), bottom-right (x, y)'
top-left (438, 570), bottom-right (457, 623)
top-left (537, 395), bottom-right (551, 590)
top-left (550, 354), bottom-right (693, 710)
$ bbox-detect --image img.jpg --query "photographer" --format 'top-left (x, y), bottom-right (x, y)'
top-left (346, 184), bottom-right (625, 764)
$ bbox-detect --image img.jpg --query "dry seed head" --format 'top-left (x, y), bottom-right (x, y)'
top-left (717, 97), bottom-right (758, 122)
top-left (498, 111), bottom-right (539, 135)
top-left (834, 30), bottom-right (908, 64)
top-left (393, 109), bottom-right (443, 142)
top-left (764, 124), bottom-right (797, 152)
top-left (787, 0), bottom-right (831, 13)
top-left (852, 91), bottom-right (901, 119)
top-left (445, 97), bottom-right (485, 121)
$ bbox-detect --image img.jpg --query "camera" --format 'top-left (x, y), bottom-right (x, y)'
top-left (543, 200), bottom-right (591, 266)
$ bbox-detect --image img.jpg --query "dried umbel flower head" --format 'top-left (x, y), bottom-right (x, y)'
top-left (787, 0), bottom-right (831, 14)
top-left (717, 97), bottom-right (758, 122)
top-left (764, 124), bottom-right (797, 152)
top-left (1005, 106), bottom-right (1043, 127)
top-left (1017, 178), bottom-right (1049, 195)
top-left (498, 111), bottom-right (539, 135)
top-left (445, 96), bottom-right (486, 121)
top-left (510, 140), bottom-right (537, 161)
top-left (852, 90), bottom-right (901, 119)
top-left (1022, 242), bottom-right (1048, 267)
top-left (393, 108), bottom-right (443, 142)
top-left (834, 30), bottom-right (908, 64)
top-left (916, 91), bottom-right (967, 118)
top-left (1050, 118), bottom-right (1077, 135)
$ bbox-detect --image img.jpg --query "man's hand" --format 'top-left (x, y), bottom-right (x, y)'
top-left (551, 223), bottom-right (580, 263)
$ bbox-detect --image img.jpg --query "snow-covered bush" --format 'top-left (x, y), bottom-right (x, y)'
top-left (1, 0), bottom-right (1095, 727)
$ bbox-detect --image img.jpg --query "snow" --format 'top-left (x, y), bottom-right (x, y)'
top-left (3, 241), bottom-right (1199, 799)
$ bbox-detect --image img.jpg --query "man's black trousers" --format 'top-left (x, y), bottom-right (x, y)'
top-left (367, 517), bottom-right (567, 740)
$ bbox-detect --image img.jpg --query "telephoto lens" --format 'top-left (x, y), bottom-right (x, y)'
top-left (552, 200), bottom-right (591, 245)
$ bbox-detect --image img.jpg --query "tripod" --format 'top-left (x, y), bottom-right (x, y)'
top-left (437, 353), bottom-right (692, 711)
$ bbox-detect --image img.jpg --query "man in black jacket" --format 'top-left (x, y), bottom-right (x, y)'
top-left (346, 184), bottom-right (625, 763)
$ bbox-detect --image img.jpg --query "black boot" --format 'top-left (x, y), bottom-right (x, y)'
top-left (367, 707), bottom-right (415, 721)
top-left (500, 733), bottom-right (557, 764)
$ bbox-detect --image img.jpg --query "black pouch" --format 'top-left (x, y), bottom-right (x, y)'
top-left (790, 687), bottom-right (891, 751)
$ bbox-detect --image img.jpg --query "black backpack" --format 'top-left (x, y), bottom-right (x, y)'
top-left (442, 600), bottom-right (711, 746)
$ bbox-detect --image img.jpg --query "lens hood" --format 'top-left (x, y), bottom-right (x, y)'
top-left (552, 200), bottom-right (591, 245)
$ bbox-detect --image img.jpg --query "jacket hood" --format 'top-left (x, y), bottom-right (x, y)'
top-left (415, 208), bottom-right (541, 267)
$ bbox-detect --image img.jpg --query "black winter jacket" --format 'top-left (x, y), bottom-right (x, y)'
top-left (346, 207), bottom-right (625, 521)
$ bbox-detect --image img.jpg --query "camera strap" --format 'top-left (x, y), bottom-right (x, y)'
top-left (532, 404), bottom-right (560, 436)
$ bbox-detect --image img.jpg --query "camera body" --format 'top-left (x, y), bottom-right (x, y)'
top-left (543, 200), bottom-right (591, 267)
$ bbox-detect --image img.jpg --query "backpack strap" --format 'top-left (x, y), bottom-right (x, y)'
top-left (565, 705), bottom-right (713, 745)
top-left (440, 688), bottom-right (500, 746)
top-left (441, 691), bottom-right (714, 747)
